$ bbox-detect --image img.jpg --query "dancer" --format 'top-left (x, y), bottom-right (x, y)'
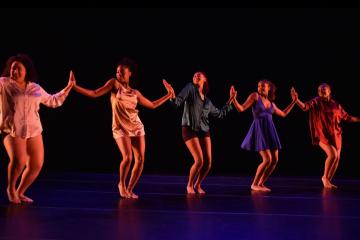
top-left (73, 58), bottom-right (174, 199)
top-left (231, 80), bottom-right (296, 192)
top-left (165, 71), bottom-right (234, 194)
top-left (0, 54), bottom-right (74, 203)
top-left (291, 84), bottom-right (360, 188)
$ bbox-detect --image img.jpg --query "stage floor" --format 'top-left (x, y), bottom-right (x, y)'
top-left (1, 173), bottom-right (360, 239)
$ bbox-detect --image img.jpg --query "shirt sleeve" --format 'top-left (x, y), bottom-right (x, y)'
top-left (40, 85), bottom-right (71, 108)
top-left (208, 100), bottom-right (233, 119)
top-left (339, 104), bottom-right (352, 122)
top-left (303, 98), bottom-right (317, 111)
top-left (170, 83), bottom-right (193, 108)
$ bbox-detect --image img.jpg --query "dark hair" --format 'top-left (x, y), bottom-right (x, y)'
top-left (117, 57), bottom-right (138, 82)
top-left (1, 54), bottom-right (38, 83)
top-left (259, 79), bottom-right (276, 101)
top-left (196, 71), bottom-right (210, 95)
top-left (318, 83), bottom-right (331, 90)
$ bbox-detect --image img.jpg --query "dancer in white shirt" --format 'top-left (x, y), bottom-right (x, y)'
top-left (0, 54), bottom-right (74, 204)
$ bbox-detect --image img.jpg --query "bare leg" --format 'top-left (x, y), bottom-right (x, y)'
top-left (319, 142), bottom-right (337, 189)
top-left (16, 135), bottom-right (44, 203)
top-left (3, 135), bottom-right (27, 204)
top-left (115, 137), bottom-right (133, 198)
top-left (184, 137), bottom-right (204, 194)
top-left (328, 148), bottom-right (341, 188)
top-left (194, 136), bottom-right (212, 195)
top-left (251, 150), bottom-right (271, 192)
top-left (127, 135), bottom-right (145, 199)
top-left (258, 150), bottom-right (279, 191)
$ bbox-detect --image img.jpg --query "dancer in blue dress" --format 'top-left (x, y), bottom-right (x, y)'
top-left (231, 80), bottom-right (297, 192)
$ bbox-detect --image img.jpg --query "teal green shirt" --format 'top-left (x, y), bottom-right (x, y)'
top-left (171, 83), bottom-right (232, 132)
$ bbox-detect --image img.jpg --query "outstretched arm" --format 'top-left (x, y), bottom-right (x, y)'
top-left (272, 87), bottom-right (298, 117)
top-left (347, 116), bottom-right (360, 123)
top-left (291, 87), bottom-right (308, 111)
top-left (231, 86), bottom-right (257, 113)
top-left (168, 82), bottom-right (193, 108)
top-left (209, 100), bottom-right (233, 119)
top-left (73, 72), bottom-right (115, 98)
top-left (135, 80), bottom-right (174, 109)
top-left (339, 104), bottom-right (360, 123)
top-left (40, 70), bottom-right (75, 108)
top-left (273, 100), bottom-right (297, 118)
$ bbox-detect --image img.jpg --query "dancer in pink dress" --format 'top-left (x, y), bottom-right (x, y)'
top-left (73, 58), bottom-right (174, 199)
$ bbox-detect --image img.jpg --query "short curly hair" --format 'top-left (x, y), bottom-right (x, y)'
top-left (1, 53), bottom-right (38, 83)
top-left (258, 79), bottom-right (277, 101)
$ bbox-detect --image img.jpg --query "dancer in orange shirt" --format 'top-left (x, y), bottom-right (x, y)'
top-left (291, 84), bottom-right (360, 188)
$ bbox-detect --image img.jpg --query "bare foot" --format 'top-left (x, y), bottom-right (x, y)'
top-left (7, 188), bottom-right (20, 204)
top-left (330, 183), bottom-right (338, 189)
top-left (187, 186), bottom-right (196, 194)
top-left (129, 191), bottom-right (139, 199)
top-left (195, 185), bottom-right (206, 195)
top-left (322, 176), bottom-right (333, 189)
top-left (18, 194), bottom-right (34, 204)
top-left (260, 186), bottom-right (271, 192)
top-left (118, 183), bottom-right (130, 198)
top-left (259, 182), bottom-right (271, 192)
top-left (251, 185), bottom-right (263, 191)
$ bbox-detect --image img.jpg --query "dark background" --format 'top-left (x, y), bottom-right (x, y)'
top-left (0, 8), bottom-right (359, 178)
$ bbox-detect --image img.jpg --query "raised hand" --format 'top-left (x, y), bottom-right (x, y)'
top-left (162, 79), bottom-right (171, 89)
top-left (163, 79), bottom-right (175, 98)
top-left (67, 70), bottom-right (76, 88)
top-left (230, 85), bottom-right (237, 100)
top-left (227, 85), bottom-right (237, 104)
top-left (290, 87), bottom-right (298, 101)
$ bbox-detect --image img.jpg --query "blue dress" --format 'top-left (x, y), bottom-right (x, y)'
top-left (241, 96), bottom-right (282, 151)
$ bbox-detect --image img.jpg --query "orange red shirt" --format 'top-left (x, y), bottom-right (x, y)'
top-left (303, 96), bottom-right (351, 150)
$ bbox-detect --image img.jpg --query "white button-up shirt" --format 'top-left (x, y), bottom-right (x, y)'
top-left (0, 77), bottom-right (70, 138)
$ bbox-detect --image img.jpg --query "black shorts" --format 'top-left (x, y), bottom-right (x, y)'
top-left (182, 126), bottom-right (210, 142)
